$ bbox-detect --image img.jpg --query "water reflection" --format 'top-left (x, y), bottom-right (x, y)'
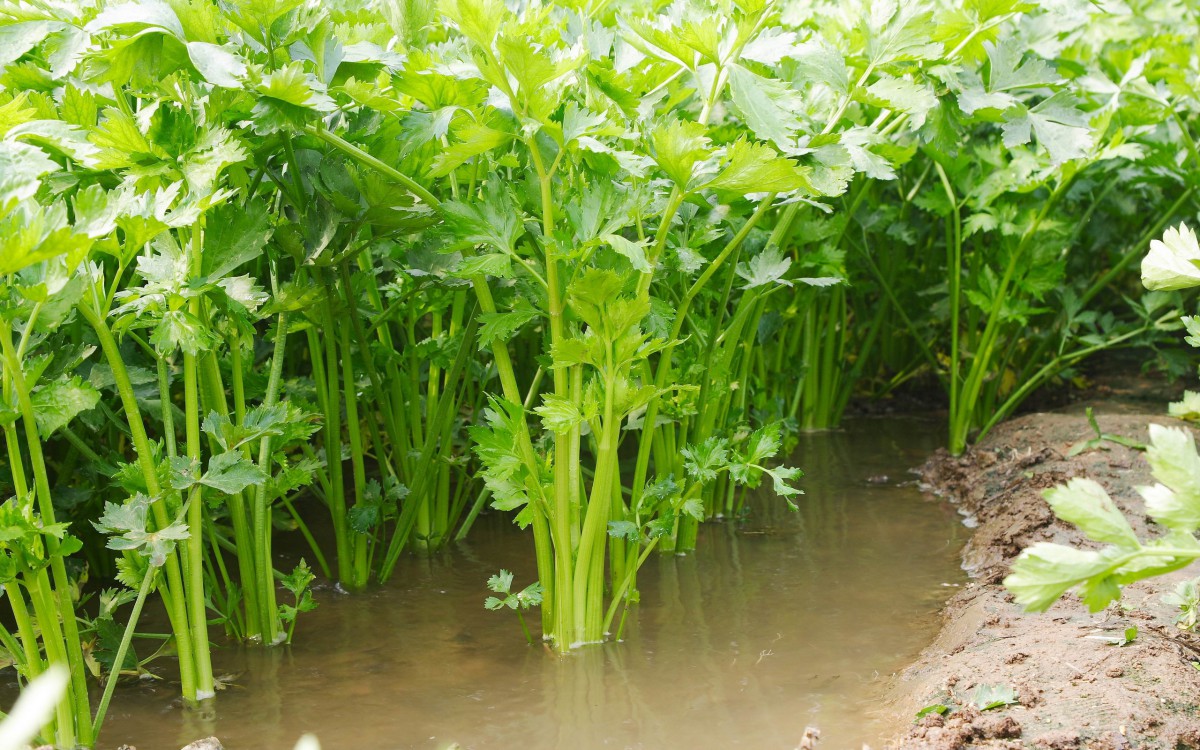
top-left (13, 417), bottom-right (965, 750)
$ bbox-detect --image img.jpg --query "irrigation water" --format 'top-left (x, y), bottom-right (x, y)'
top-left (7, 417), bottom-right (967, 749)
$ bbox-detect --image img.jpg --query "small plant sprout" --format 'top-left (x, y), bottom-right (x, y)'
top-left (484, 570), bottom-right (544, 645)
top-left (1067, 407), bottom-right (1146, 456)
top-left (91, 496), bottom-right (190, 736)
top-left (278, 560), bottom-right (318, 645)
top-left (1165, 579), bottom-right (1200, 631)
top-left (914, 704), bottom-right (951, 722)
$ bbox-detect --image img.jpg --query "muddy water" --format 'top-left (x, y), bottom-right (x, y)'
top-left (92, 417), bottom-right (966, 750)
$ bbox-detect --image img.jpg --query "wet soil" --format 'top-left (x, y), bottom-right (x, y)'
top-left (883, 408), bottom-right (1200, 749)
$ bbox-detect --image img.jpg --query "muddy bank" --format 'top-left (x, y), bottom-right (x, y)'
top-left (883, 410), bottom-right (1200, 749)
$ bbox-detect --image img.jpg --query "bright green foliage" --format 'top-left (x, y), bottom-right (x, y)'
top-left (1007, 222), bottom-right (1200, 614)
top-left (1164, 578), bottom-right (1200, 631)
top-left (1005, 435), bottom-right (1200, 613)
top-left (278, 559), bottom-right (317, 645)
top-left (485, 569), bottom-right (543, 645)
top-left (1, 0), bottom-right (1200, 741)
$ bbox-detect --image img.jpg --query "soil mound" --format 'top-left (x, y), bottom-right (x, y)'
top-left (883, 411), bottom-right (1200, 749)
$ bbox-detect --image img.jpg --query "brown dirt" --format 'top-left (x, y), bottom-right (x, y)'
top-left (879, 410), bottom-right (1200, 749)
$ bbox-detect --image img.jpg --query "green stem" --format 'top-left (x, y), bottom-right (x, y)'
top-left (0, 323), bottom-right (92, 745)
top-left (76, 302), bottom-right (200, 701)
top-left (184, 228), bottom-right (215, 699)
top-left (253, 312), bottom-right (290, 644)
top-left (93, 566), bottom-right (156, 736)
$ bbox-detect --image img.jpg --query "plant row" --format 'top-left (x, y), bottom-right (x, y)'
top-left (1, 0), bottom-right (1197, 746)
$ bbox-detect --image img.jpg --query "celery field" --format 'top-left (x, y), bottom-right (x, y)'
top-left (2, 0), bottom-right (1200, 747)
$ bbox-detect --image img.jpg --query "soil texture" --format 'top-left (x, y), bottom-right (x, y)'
top-left (882, 410), bottom-right (1200, 749)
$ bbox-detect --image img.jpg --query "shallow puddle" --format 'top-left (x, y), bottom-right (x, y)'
top-left (23, 417), bottom-right (969, 749)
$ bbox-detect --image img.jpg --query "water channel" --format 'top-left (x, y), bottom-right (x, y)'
top-left (22, 416), bottom-right (970, 749)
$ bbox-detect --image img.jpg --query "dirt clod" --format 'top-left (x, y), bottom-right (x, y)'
top-left (1033, 730), bottom-right (1080, 749)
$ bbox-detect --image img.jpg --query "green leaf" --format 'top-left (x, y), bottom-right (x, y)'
top-left (707, 140), bottom-right (809, 194)
top-left (0, 21), bottom-right (67, 71)
top-left (1003, 542), bottom-right (1116, 612)
top-left (186, 42), bottom-right (247, 88)
top-left (347, 504), bottom-right (381, 535)
top-left (486, 569), bottom-right (514, 594)
top-left (681, 497), bottom-right (705, 520)
top-left (1001, 92), bottom-right (1092, 165)
top-left (1141, 424), bottom-right (1200, 532)
top-left (1043, 478), bottom-right (1139, 548)
top-left (30, 376), bottom-right (100, 438)
top-left (429, 122), bottom-right (514, 177)
top-left (727, 64), bottom-right (804, 149)
top-left (478, 302), bottom-right (540, 345)
top-left (252, 62), bottom-right (336, 133)
top-left (865, 75), bottom-right (936, 124)
top-left (736, 247), bottom-right (792, 289)
top-left (442, 187), bottom-right (524, 255)
top-left (202, 200), bottom-right (272, 280)
top-left (790, 39), bottom-right (849, 95)
top-left (150, 311), bottom-right (218, 355)
top-left (650, 119), bottom-right (711, 188)
top-left (602, 234), bottom-right (651, 272)
top-left (534, 394), bottom-right (584, 433)
top-left (444, 0), bottom-right (504, 48)
top-left (200, 451), bottom-right (267, 495)
top-left (94, 494), bottom-right (189, 567)
top-left (6, 120), bottom-right (99, 166)
top-left (607, 521), bottom-right (640, 542)
top-left (454, 253), bottom-right (513, 279)
top-left (281, 559), bottom-right (315, 598)
top-left (915, 704), bottom-right (951, 721)
top-left (972, 684), bottom-right (1018, 711)
top-left (682, 438), bottom-right (729, 483)
top-left (0, 141), bottom-right (55, 217)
